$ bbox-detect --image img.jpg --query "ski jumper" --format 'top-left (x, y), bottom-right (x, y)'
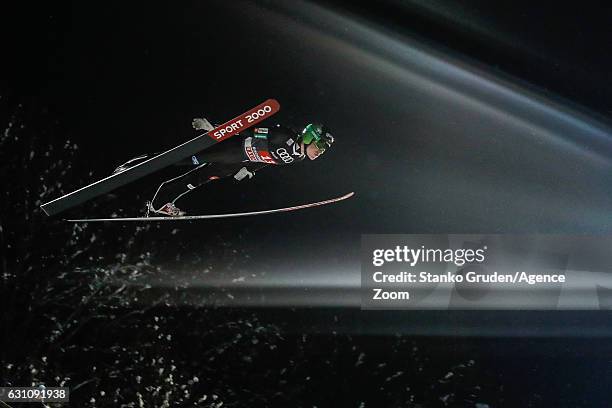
top-left (151, 125), bottom-right (305, 207)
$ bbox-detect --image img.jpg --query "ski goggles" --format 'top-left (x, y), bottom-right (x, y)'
top-left (314, 139), bottom-right (329, 153)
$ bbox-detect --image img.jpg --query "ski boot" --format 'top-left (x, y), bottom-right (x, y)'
top-left (146, 201), bottom-right (186, 217)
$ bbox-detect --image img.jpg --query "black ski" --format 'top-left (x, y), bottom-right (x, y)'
top-left (40, 99), bottom-right (280, 216)
top-left (66, 192), bottom-right (354, 222)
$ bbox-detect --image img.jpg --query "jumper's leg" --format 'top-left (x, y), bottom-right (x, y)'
top-left (147, 163), bottom-right (225, 217)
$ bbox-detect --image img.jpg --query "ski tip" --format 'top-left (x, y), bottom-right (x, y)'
top-left (337, 191), bottom-right (355, 201)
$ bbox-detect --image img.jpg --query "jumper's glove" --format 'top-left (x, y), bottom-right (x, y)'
top-left (192, 118), bottom-right (214, 131)
top-left (234, 167), bottom-right (254, 181)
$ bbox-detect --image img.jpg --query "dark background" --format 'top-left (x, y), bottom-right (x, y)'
top-left (2, 1), bottom-right (612, 406)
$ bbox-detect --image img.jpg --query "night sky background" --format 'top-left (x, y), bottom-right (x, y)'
top-left (3, 1), bottom-right (612, 406)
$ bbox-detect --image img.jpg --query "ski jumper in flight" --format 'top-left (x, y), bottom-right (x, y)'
top-left (112, 119), bottom-right (335, 216)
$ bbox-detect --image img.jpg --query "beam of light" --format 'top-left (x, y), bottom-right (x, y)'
top-left (113, 266), bottom-right (612, 310)
top-left (241, 0), bottom-right (612, 166)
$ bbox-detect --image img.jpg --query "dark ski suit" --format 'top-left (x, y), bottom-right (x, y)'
top-left (152, 125), bottom-right (305, 207)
